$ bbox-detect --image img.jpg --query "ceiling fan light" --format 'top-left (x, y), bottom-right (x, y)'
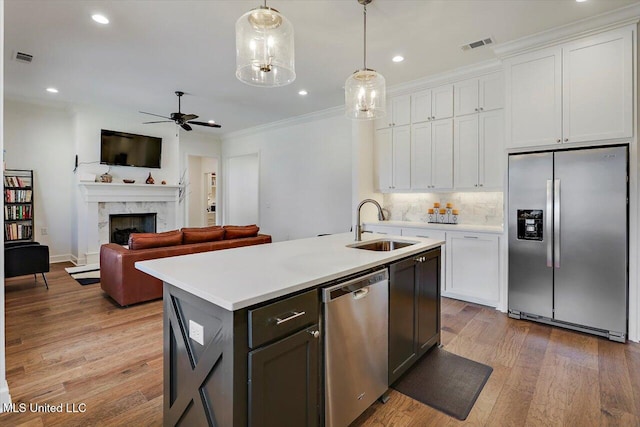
top-left (236, 5), bottom-right (295, 87)
top-left (345, 69), bottom-right (386, 120)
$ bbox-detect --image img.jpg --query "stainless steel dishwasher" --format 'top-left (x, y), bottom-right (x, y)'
top-left (323, 269), bottom-right (389, 427)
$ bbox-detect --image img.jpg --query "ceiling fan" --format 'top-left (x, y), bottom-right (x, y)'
top-left (140, 91), bottom-right (221, 131)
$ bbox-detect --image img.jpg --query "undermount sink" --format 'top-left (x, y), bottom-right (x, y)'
top-left (347, 239), bottom-right (418, 252)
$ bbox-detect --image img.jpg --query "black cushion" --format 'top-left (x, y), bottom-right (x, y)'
top-left (5, 242), bottom-right (50, 278)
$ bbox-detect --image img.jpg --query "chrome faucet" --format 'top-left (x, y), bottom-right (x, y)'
top-left (355, 199), bottom-right (386, 241)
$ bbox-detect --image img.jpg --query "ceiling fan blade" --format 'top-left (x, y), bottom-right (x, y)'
top-left (140, 111), bottom-right (171, 120)
top-left (181, 123), bottom-right (193, 131)
top-left (182, 114), bottom-right (198, 121)
top-left (188, 121), bottom-right (222, 128)
top-left (143, 120), bottom-right (173, 124)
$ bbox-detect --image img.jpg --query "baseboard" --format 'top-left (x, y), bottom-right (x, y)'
top-left (50, 254), bottom-right (72, 264)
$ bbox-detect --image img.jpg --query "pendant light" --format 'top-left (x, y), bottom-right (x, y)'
top-left (345, 0), bottom-right (386, 120)
top-left (235, 1), bottom-right (295, 87)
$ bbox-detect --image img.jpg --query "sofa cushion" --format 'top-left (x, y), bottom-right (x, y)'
top-left (129, 230), bottom-right (183, 250)
top-left (223, 224), bottom-right (260, 239)
top-left (181, 226), bottom-right (226, 244)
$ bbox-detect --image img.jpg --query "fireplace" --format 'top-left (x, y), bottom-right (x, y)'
top-left (109, 213), bottom-right (157, 245)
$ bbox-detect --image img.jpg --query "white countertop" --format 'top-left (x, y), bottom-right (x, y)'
top-left (135, 232), bottom-right (443, 311)
top-left (365, 220), bottom-right (504, 234)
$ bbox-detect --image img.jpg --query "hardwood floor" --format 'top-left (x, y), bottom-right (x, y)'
top-left (1, 262), bottom-right (639, 426)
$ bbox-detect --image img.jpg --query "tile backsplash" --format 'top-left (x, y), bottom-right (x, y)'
top-left (383, 192), bottom-right (504, 226)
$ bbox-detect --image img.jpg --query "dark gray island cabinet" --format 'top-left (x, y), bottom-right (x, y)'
top-left (135, 233), bottom-right (443, 427)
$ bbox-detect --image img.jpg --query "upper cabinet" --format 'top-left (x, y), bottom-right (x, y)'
top-left (412, 119), bottom-right (454, 191)
top-left (454, 73), bottom-right (504, 117)
top-left (374, 125), bottom-right (411, 192)
top-left (376, 95), bottom-right (411, 129)
top-left (411, 84), bottom-right (454, 123)
top-left (506, 27), bottom-right (632, 149)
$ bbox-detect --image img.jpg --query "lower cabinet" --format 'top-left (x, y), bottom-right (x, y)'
top-left (389, 248), bottom-right (441, 384)
top-left (248, 326), bottom-right (319, 427)
top-left (445, 232), bottom-right (500, 305)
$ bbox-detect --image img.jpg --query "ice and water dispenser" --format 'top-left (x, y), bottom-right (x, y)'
top-left (517, 210), bottom-right (543, 241)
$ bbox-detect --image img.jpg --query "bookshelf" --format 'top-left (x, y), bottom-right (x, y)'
top-left (4, 169), bottom-right (34, 244)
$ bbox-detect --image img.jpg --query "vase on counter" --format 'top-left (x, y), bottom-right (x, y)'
top-left (146, 173), bottom-right (154, 184)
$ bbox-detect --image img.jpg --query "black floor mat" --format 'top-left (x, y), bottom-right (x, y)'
top-left (392, 347), bottom-right (493, 420)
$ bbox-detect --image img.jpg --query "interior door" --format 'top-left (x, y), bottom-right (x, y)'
top-left (508, 152), bottom-right (554, 318)
top-left (553, 146), bottom-right (627, 333)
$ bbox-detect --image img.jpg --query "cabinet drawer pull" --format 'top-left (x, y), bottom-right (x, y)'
top-left (463, 236), bottom-right (478, 239)
top-left (416, 235), bottom-right (430, 238)
top-left (308, 330), bottom-right (320, 339)
top-left (556, 138), bottom-right (561, 143)
top-left (564, 138), bottom-right (568, 142)
top-left (275, 311), bottom-right (306, 325)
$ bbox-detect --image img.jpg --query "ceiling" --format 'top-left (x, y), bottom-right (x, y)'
top-left (4, 0), bottom-right (639, 134)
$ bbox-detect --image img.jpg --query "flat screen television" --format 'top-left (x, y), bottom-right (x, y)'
top-left (100, 129), bottom-right (162, 168)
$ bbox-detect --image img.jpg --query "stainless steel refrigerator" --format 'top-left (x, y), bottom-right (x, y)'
top-left (508, 145), bottom-right (628, 342)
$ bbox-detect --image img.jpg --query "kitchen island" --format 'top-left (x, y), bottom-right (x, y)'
top-left (136, 232), bottom-right (444, 427)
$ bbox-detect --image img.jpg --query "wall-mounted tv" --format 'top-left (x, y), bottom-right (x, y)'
top-left (100, 129), bottom-right (162, 168)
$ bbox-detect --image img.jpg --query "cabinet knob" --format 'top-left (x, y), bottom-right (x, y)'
top-left (479, 184), bottom-right (483, 187)
top-left (475, 108), bottom-right (478, 112)
top-left (474, 184), bottom-right (478, 187)
top-left (308, 330), bottom-right (320, 339)
top-left (557, 139), bottom-right (561, 143)
top-left (479, 107), bottom-right (484, 111)
top-left (431, 116), bottom-right (435, 120)
top-left (564, 138), bottom-right (568, 142)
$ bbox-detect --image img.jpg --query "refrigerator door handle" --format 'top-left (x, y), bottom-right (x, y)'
top-left (554, 179), bottom-right (561, 268)
top-left (546, 179), bottom-right (553, 267)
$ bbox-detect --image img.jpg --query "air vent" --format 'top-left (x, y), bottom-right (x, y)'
top-left (13, 51), bottom-right (34, 63)
top-left (460, 37), bottom-right (495, 52)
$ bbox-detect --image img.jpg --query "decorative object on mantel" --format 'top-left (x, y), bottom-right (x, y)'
top-left (145, 173), bottom-right (155, 184)
top-left (235, 0), bottom-right (295, 87)
top-left (161, 180), bottom-right (167, 185)
top-left (123, 179), bottom-right (135, 184)
top-left (345, 0), bottom-right (386, 120)
top-left (428, 202), bottom-right (458, 224)
top-left (98, 172), bottom-right (113, 183)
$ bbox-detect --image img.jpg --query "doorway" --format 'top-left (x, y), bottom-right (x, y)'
top-left (187, 155), bottom-right (219, 227)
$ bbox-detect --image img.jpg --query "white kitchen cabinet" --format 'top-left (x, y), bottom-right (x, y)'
top-left (454, 73), bottom-right (503, 117)
top-left (506, 27), bottom-right (632, 149)
top-left (411, 84), bottom-right (454, 123)
top-left (445, 232), bottom-right (500, 306)
top-left (376, 94), bottom-right (411, 129)
top-left (454, 110), bottom-right (504, 190)
top-left (411, 119), bottom-right (453, 190)
top-left (374, 125), bottom-right (411, 192)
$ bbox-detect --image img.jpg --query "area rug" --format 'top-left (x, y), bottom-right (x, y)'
top-left (392, 347), bottom-right (493, 421)
top-left (65, 264), bottom-right (100, 286)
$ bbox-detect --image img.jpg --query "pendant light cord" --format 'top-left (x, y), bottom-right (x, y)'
top-left (363, 3), bottom-right (367, 70)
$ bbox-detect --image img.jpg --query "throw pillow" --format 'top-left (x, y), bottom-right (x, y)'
top-left (129, 230), bottom-right (183, 250)
top-left (181, 226), bottom-right (226, 244)
top-left (223, 224), bottom-right (260, 239)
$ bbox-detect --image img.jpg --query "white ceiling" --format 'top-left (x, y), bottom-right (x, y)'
top-left (4, 0), bottom-right (639, 134)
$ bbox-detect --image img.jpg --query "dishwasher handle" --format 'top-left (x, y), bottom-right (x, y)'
top-left (323, 269), bottom-right (388, 303)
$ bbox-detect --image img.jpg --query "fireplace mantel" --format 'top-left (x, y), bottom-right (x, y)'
top-left (76, 182), bottom-right (180, 265)
top-left (79, 182), bottom-right (180, 203)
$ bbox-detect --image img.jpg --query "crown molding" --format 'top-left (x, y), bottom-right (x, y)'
top-left (492, 3), bottom-right (640, 58)
top-left (388, 59), bottom-right (503, 97)
top-left (221, 105), bottom-right (345, 141)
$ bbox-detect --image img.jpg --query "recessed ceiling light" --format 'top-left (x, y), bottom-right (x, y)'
top-left (92, 14), bottom-right (109, 24)
top-left (298, 90), bottom-right (308, 96)
top-left (392, 55), bottom-right (404, 63)
top-left (576, 0), bottom-right (587, 2)
top-left (208, 120), bottom-right (216, 124)
top-left (46, 87), bottom-right (59, 93)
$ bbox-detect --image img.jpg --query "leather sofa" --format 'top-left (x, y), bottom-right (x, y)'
top-left (100, 225), bottom-right (271, 306)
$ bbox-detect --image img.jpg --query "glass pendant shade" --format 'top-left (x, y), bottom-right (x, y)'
top-left (235, 6), bottom-right (295, 87)
top-left (345, 68), bottom-right (386, 120)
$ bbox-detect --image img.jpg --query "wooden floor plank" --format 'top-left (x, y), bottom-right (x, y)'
top-left (2, 264), bottom-right (640, 426)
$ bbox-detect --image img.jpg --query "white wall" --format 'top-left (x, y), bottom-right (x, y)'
top-left (4, 99), bottom-right (74, 262)
top-left (222, 111), bottom-right (352, 242)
